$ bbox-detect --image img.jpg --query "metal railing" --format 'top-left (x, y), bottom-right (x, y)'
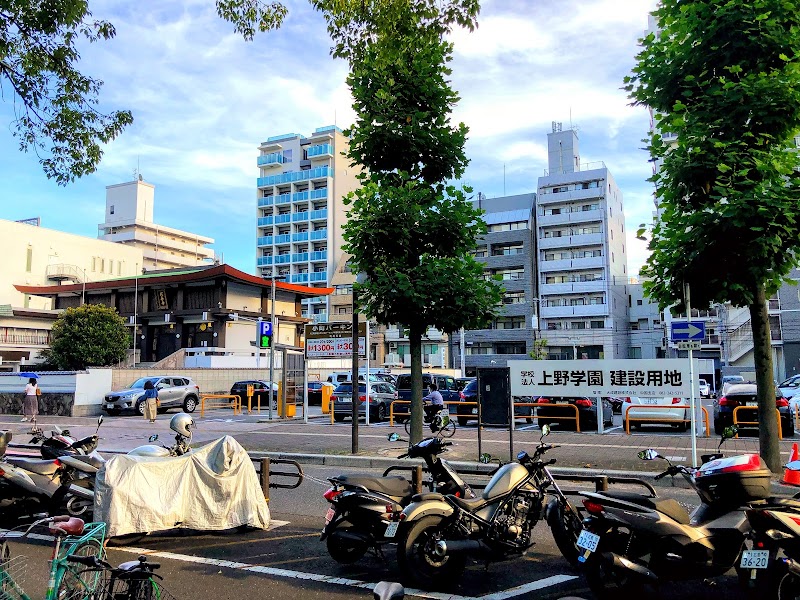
top-left (732, 406), bottom-right (784, 439)
top-left (514, 402), bottom-right (581, 432)
top-left (623, 404), bottom-right (710, 436)
top-left (199, 394), bottom-right (242, 417)
top-left (253, 457), bottom-right (304, 503)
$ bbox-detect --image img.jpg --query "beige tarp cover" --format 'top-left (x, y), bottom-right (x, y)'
top-left (94, 436), bottom-right (270, 537)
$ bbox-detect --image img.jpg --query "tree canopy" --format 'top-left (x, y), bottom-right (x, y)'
top-left (41, 304), bottom-right (129, 370)
top-left (627, 0), bottom-right (800, 471)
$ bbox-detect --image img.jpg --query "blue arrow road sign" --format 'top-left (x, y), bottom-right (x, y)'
top-left (258, 321), bottom-right (272, 337)
top-left (671, 321), bottom-right (705, 341)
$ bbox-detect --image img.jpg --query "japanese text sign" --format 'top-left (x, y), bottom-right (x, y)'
top-left (304, 322), bottom-right (367, 358)
top-left (508, 359), bottom-right (692, 398)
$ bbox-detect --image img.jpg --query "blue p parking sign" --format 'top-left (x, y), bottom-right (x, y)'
top-left (258, 321), bottom-right (273, 348)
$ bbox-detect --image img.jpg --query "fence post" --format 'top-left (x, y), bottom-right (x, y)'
top-left (260, 457), bottom-right (270, 502)
top-left (412, 465), bottom-right (423, 494)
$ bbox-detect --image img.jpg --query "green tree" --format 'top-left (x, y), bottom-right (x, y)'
top-left (310, 0), bottom-right (499, 443)
top-left (42, 304), bottom-right (129, 370)
top-left (626, 0), bottom-right (800, 471)
top-left (528, 337), bottom-right (548, 360)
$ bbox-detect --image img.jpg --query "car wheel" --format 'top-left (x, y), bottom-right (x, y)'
top-left (376, 403), bottom-right (387, 423)
top-left (183, 396), bottom-right (198, 413)
top-left (136, 400), bottom-right (146, 416)
top-left (784, 420), bottom-right (795, 438)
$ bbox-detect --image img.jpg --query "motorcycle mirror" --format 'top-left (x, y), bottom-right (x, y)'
top-left (786, 460), bottom-right (800, 472)
top-left (638, 449), bottom-right (660, 461)
top-left (388, 433), bottom-right (400, 442)
top-left (479, 453), bottom-right (492, 464)
top-left (373, 581), bottom-right (405, 600)
top-left (97, 416), bottom-right (104, 427)
top-left (53, 425), bottom-right (62, 435)
top-left (149, 434), bottom-right (159, 442)
top-left (540, 424), bottom-right (551, 437)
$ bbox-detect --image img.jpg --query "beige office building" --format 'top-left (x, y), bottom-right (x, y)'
top-left (98, 179), bottom-right (215, 271)
top-left (0, 218), bottom-right (144, 368)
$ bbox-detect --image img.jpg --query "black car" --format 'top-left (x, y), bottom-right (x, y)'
top-left (714, 383), bottom-right (794, 436)
top-left (307, 381), bottom-right (334, 405)
top-left (230, 380), bottom-right (276, 408)
top-left (536, 396), bottom-right (613, 431)
top-left (453, 380), bottom-right (533, 425)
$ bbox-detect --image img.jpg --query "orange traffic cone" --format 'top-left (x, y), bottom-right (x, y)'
top-left (782, 443), bottom-right (800, 486)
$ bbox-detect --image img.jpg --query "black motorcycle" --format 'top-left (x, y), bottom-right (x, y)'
top-left (321, 432), bottom-right (473, 563)
top-left (577, 426), bottom-right (771, 598)
top-left (30, 417), bottom-right (104, 460)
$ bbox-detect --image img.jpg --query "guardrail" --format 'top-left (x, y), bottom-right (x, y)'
top-left (199, 394), bottom-right (242, 417)
top-left (253, 457), bottom-right (304, 502)
top-left (514, 402), bottom-right (581, 432)
top-left (623, 404), bottom-right (710, 436)
top-left (732, 406), bottom-right (784, 439)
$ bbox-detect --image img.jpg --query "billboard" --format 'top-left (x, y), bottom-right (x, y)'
top-left (304, 322), bottom-right (367, 359)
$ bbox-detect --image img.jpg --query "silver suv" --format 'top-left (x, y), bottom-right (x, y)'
top-left (103, 376), bottom-right (201, 416)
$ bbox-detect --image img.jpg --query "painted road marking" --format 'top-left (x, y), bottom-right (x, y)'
top-left (114, 546), bottom-right (577, 600)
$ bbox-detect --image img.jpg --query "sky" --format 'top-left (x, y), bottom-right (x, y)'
top-left (0, 0), bottom-right (660, 277)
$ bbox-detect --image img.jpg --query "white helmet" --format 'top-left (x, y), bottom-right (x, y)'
top-left (170, 413), bottom-right (195, 437)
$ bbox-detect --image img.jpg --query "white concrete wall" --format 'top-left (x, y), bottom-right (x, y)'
top-left (74, 369), bottom-right (113, 407)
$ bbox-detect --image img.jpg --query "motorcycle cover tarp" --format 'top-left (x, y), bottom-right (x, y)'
top-left (94, 435), bottom-right (270, 537)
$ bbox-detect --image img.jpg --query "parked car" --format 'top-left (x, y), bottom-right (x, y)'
top-left (373, 372), bottom-right (397, 385)
top-left (306, 381), bottom-right (335, 405)
top-left (604, 397), bottom-right (626, 415)
top-left (456, 377), bottom-right (475, 391)
top-left (535, 396), bottom-right (613, 431)
top-left (331, 381), bottom-right (397, 422)
top-left (714, 383), bottom-right (794, 436)
top-left (230, 380), bottom-right (277, 408)
top-left (698, 379), bottom-right (711, 399)
top-left (104, 376), bottom-right (200, 415)
top-left (395, 373), bottom-right (462, 422)
top-left (622, 396), bottom-right (689, 431)
top-left (717, 375), bottom-right (746, 397)
top-left (779, 374), bottom-right (800, 400)
top-left (451, 380), bottom-right (533, 425)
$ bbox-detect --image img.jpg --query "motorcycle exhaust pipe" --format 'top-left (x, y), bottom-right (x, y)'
top-left (783, 557), bottom-right (800, 577)
top-left (434, 539), bottom-right (490, 558)
top-left (607, 553), bottom-right (658, 581)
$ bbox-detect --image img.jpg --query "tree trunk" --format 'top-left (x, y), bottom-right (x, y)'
top-left (409, 322), bottom-right (424, 444)
top-left (750, 285), bottom-right (780, 473)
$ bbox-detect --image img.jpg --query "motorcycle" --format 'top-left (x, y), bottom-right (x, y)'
top-left (31, 417), bottom-right (104, 460)
top-left (321, 431), bottom-right (474, 564)
top-left (576, 425), bottom-right (771, 598)
top-left (127, 413), bottom-right (195, 457)
top-left (394, 424), bottom-right (582, 589)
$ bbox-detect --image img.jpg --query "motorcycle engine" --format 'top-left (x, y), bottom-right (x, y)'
top-left (489, 492), bottom-right (540, 546)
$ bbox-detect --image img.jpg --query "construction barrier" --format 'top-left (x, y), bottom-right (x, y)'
top-left (200, 394), bottom-right (242, 417)
top-left (624, 404), bottom-right (710, 436)
top-left (732, 406), bottom-right (784, 439)
top-left (513, 402), bottom-right (581, 432)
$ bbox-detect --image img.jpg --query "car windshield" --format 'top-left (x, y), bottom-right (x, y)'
top-left (780, 377), bottom-right (800, 388)
top-left (334, 384), bottom-right (367, 394)
top-left (464, 380), bottom-right (478, 393)
top-left (309, 382), bottom-right (323, 389)
top-left (129, 377), bottom-right (159, 389)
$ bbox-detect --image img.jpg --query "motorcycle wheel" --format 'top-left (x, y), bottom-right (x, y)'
top-left (584, 528), bottom-right (645, 599)
top-left (64, 494), bottom-right (93, 519)
top-left (547, 499), bottom-right (583, 568)
top-left (326, 520), bottom-right (369, 564)
top-left (397, 515), bottom-right (465, 589)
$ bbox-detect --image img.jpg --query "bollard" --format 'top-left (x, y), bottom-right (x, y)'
top-left (260, 457), bottom-right (271, 502)
top-left (594, 475), bottom-right (608, 492)
top-left (412, 465), bottom-right (423, 494)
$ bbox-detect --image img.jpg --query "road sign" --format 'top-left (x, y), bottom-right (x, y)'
top-left (258, 321), bottom-right (273, 348)
top-left (676, 341), bottom-right (701, 351)
top-left (671, 321), bottom-right (705, 341)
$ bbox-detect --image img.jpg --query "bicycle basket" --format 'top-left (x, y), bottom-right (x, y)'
top-left (0, 549), bottom-right (27, 600)
top-left (95, 574), bottom-right (178, 600)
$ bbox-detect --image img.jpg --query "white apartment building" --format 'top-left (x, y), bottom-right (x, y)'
top-left (536, 123), bottom-right (630, 359)
top-left (0, 218), bottom-right (143, 367)
top-left (255, 125), bottom-right (361, 322)
top-left (98, 179), bottom-right (215, 271)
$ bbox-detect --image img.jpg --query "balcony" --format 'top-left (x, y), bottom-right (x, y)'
top-left (257, 166), bottom-right (332, 188)
top-left (307, 143), bottom-right (333, 158)
top-left (274, 214), bottom-right (291, 224)
top-left (537, 187), bottom-right (604, 204)
top-left (312, 312), bottom-right (329, 323)
top-left (257, 216), bottom-right (273, 227)
top-left (540, 304), bottom-right (608, 318)
top-left (540, 256), bottom-right (605, 272)
top-left (292, 232), bottom-right (309, 242)
top-left (258, 197), bottom-right (273, 208)
top-left (291, 252), bottom-right (309, 262)
top-left (274, 193), bottom-right (291, 205)
top-left (257, 256), bottom-right (272, 266)
top-left (538, 208), bottom-right (604, 227)
top-left (290, 273), bottom-right (309, 283)
top-left (540, 280), bottom-right (607, 295)
top-left (309, 272), bottom-right (328, 282)
top-left (293, 191), bottom-right (309, 202)
top-left (310, 250), bottom-right (327, 262)
top-left (538, 233), bottom-right (603, 249)
top-left (274, 254), bottom-right (292, 264)
top-left (256, 152), bottom-right (285, 168)
top-left (310, 209), bottom-right (328, 221)
top-left (274, 234), bottom-right (291, 244)
top-left (310, 189), bottom-right (328, 200)
top-left (257, 236), bottom-right (272, 247)
top-left (310, 229), bottom-right (327, 241)
top-left (292, 212), bottom-right (310, 222)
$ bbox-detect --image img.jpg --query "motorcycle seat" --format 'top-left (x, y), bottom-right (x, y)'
top-left (334, 475), bottom-right (413, 499)
top-left (6, 457), bottom-right (61, 476)
top-left (601, 491), bottom-right (690, 525)
top-left (450, 494), bottom-right (490, 512)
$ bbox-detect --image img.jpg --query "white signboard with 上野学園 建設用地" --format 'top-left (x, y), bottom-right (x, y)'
top-left (508, 359), bottom-right (694, 398)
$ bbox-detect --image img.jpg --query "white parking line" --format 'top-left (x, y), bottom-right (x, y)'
top-left (115, 546), bottom-right (577, 600)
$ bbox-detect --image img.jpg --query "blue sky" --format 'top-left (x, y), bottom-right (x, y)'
top-left (0, 0), bottom-right (659, 275)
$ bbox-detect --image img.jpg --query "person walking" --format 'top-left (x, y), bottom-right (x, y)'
top-left (143, 380), bottom-right (159, 423)
top-left (22, 377), bottom-right (39, 422)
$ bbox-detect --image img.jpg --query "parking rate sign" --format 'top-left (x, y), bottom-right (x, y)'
top-left (508, 359), bottom-right (693, 398)
top-left (258, 321), bottom-right (272, 348)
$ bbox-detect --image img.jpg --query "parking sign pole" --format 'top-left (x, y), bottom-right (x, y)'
top-left (256, 317), bottom-right (262, 370)
top-left (685, 283), bottom-right (698, 467)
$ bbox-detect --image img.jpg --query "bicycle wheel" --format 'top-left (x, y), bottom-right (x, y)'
top-left (55, 539), bottom-right (103, 600)
top-left (404, 419), bottom-right (412, 436)
top-left (439, 418), bottom-right (456, 438)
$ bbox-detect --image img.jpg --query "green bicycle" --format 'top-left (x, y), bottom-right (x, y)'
top-left (0, 516), bottom-right (106, 600)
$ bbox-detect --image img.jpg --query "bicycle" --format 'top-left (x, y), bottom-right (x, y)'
top-left (0, 516), bottom-right (106, 600)
top-left (64, 555), bottom-right (175, 600)
top-left (403, 407), bottom-right (456, 438)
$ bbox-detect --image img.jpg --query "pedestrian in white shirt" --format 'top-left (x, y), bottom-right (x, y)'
top-left (22, 378), bottom-right (38, 422)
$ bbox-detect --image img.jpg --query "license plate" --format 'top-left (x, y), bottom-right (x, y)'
top-left (385, 522), bottom-right (399, 538)
top-left (324, 507), bottom-right (335, 524)
top-left (471, 408), bottom-right (478, 415)
top-left (643, 398), bottom-right (659, 405)
top-left (576, 530), bottom-right (600, 553)
top-left (740, 550), bottom-right (769, 569)
top-left (746, 401), bottom-right (758, 407)
top-left (106, 403), bottom-right (115, 409)
top-left (556, 400), bottom-right (568, 404)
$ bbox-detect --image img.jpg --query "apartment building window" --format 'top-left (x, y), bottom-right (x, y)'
top-left (283, 149), bottom-right (293, 162)
top-left (474, 246), bottom-right (487, 258)
top-left (629, 347), bottom-right (643, 359)
top-left (334, 285), bottom-right (353, 295)
top-left (570, 298), bottom-right (585, 306)
top-left (495, 342), bottom-right (526, 354)
top-left (502, 291), bottom-right (525, 304)
top-left (581, 203), bottom-right (599, 211)
top-left (575, 250), bottom-right (602, 258)
top-left (573, 225), bottom-right (601, 235)
top-left (336, 306), bottom-right (352, 314)
top-left (313, 266), bottom-right (325, 272)
top-left (589, 296), bottom-right (605, 305)
top-left (466, 343), bottom-right (492, 355)
top-left (545, 275), bottom-right (569, 284)
top-left (495, 316), bottom-right (524, 329)
top-left (578, 181), bottom-right (599, 189)
top-left (546, 208), bottom-right (561, 215)
top-left (496, 268), bottom-right (524, 280)
top-left (552, 186), bottom-right (567, 193)
top-left (488, 221), bottom-right (526, 232)
top-left (591, 320), bottom-right (604, 329)
top-left (547, 322), bottom-right (564, 330)
top-left (543, 229), bottom-right (564, 238)
top-left (492, 243), bottom-right (524, 256)
top-left (571, 321), bottom-right (586, 330)
top-left (110, 205), bottom-right (115, 215)
top-left (577, 273), bottom-right (603, 282)
top-left (544, 251), bottom-right (570, 261)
